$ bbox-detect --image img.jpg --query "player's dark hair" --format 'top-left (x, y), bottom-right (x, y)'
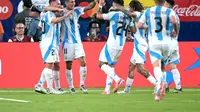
top-left (113, 0), bottom-right (124, 6)
top-left (65, 0), bottom-right (70, 2)
top-left (89, 20), bottom-right (101, 30)
top-left (166, 0), bottom-right (175, 7)
top-left (156, 0), bottom-right (165, 4)
top-left (129, 0), bottom-right (144, 12)
top-left (49, 0), bottom-right (57, 4)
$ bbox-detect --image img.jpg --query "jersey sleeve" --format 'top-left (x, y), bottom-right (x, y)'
top-left (74, 7), bottom-right (84, 18)
top-left (139, 9), bottom-right (149, 24)
top-left (102, 12), bottom-right (116, 20)
top-left (47, 11), bottom-right (56, 24)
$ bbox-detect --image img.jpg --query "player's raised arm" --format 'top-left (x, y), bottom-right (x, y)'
top-left (51, 10), bottom-right (73, 24)
top-left (83, 0), bottom-right (98, 12)
top-left (170, 11), bottom-right (179, 38)
top-left (138, 9), bottom-right (149, 29)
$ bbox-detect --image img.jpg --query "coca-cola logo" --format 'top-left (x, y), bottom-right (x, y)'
top-left (173, 4), bottom-right (200, 17)
top-left (0, 0), bottom-right (13, 20)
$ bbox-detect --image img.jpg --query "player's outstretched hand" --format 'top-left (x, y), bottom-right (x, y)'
top-left (65, 10), bottom-right (73, 18)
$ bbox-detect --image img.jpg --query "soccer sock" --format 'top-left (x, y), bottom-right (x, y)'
top-left (105, 76), bottom-right (113, 91)
top-left (124, 77), bottom-right (133, 92)
top-left (80, 66), bottom-right (87, 86)
top-left (38, 69), bottom-right (46, 88)
top-left (66, 69), bottom-right (74, 89)
top-left (171, 68), bottom-right (181, 89)
top-left (147, 74), bottom-right (157, 86)
top-left (53, 71), bottom-right (60, 89)
top-left (43, 68), bottom-right (53, 91)
top-left (101, 64), bottom-right (120, 82)
top-left (153, 67), bottom-right (162, 94)
top-left (162, 71), bottom-right (167, 82)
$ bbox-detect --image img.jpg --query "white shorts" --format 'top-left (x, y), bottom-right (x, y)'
top-left (149, 43), bottom-right (172, 64)
top-left (40, 47), bottom-right (60, 63)
top-left (168, 40), bottom-right (180, 64)
top-left (130, 43), bottom-right (148, 65)
top-left (99, 44), bottom-right (122, 65)
top-left (62, 43), bottom-right (85, 61)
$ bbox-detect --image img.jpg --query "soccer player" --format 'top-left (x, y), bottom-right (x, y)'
top-left (163, 0), bottom-right (182, 93)
top-left (96, 0), bottom-right (137, 94)
top-left (61, 0), bottom-right (98, 94)
top-left (35, 0), bottom-right (73, 94)
top-left (114, 0), bottom-right (157, 94)
top-left (138, 0), bottom-right (179, 101)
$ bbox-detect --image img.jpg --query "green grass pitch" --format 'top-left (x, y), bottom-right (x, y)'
top-left (0, 88), bottom-right (200, 112)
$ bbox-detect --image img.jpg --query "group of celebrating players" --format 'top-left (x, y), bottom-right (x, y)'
top-left (34, 0), bottom-right (182, 102)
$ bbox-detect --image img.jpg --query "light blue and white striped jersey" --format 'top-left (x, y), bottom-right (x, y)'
top-left (61, 7), bottom-right (84, 44)
top-left (169, 13), bottom-right (180, 40)
top-left (134, 12), bottom-right (148, 45)
top-left (40, 11), bottom-right (61, 49)
top-left (139, 6), bottom-right (176, 44)
top-left (103, 11), bottom-right (134, 50)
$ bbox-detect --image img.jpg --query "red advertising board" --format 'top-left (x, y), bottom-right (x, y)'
top-left (0, 42), bottom-right (200, 88)
top-left (174, 0), bottom-right (200, 22)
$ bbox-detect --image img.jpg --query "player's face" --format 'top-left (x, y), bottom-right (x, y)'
top-left (163, 1), bottom-right (170, 8)
top-left (15, 24), bottom-right (25, 35)
top-left (129, 7), bottom-right (134, 12)
top-left (66, 0), bottom-right (75, 10)
top-left (51, 0), bottom-right (60, 7)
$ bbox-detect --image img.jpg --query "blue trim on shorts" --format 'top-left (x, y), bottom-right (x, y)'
top-left (149, 50), bottom-right (163, 60)
top-left (105, 44), bottom-right (117, 65)
top-left (171, 58), bottom-right (180, 64)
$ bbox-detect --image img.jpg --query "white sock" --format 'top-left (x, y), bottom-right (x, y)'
top-left (38, 69), bottom-right (46, 88)
top-left (43, 68), bottom-right (53, 91)
top-left (154, 67), bottom-right (162, 94)
top-left (53, 71), bottom-right (60, 89)
top-left (162, 71), bottom-right (167, 82)
top-left (80, 66), bottom-right (87, 86)
top-left (101, 64), bottom-right (120, 82)
top-left (147, 74), bottom-right (157, 86)
top-left (66, 70), bottom-right (74, 89)
top-left (124, 77), bottom-right (133, 92)
top-left (105, 76), bottom-right (113, 91)
top-left (171, 68), bottom-right (181, 89)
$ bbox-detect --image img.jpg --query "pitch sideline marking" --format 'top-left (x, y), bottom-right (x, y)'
top-left (0, 98), bottom-right (31, 103)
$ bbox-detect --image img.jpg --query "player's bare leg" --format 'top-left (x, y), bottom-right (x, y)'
top-left (65, 61), bottom-right (76, 94)
top-left (78, 56), bottom-right (88, 94)
top-left (136, 64), bottom-right (157, 86)
top-left (100, 61), bottom-right (124, 94)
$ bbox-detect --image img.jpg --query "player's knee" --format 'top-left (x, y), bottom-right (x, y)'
top-left (99, 61), bottom-right (106, 68)
top-left (168, 64), bottom-right (176, 70)
top-left (66, 61), bottom-right (72, 70)
top-left (54, 63), bottom-right (60, 71)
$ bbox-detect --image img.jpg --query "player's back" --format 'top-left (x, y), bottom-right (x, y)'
top-left (145, 6), bottom-right (174, 44)
top-left (134, 12), bottom-right (148, 45)
top-left (107, 11), bottom-right (134, 50)
top-left (40, 11), bottom-right (60, 49)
